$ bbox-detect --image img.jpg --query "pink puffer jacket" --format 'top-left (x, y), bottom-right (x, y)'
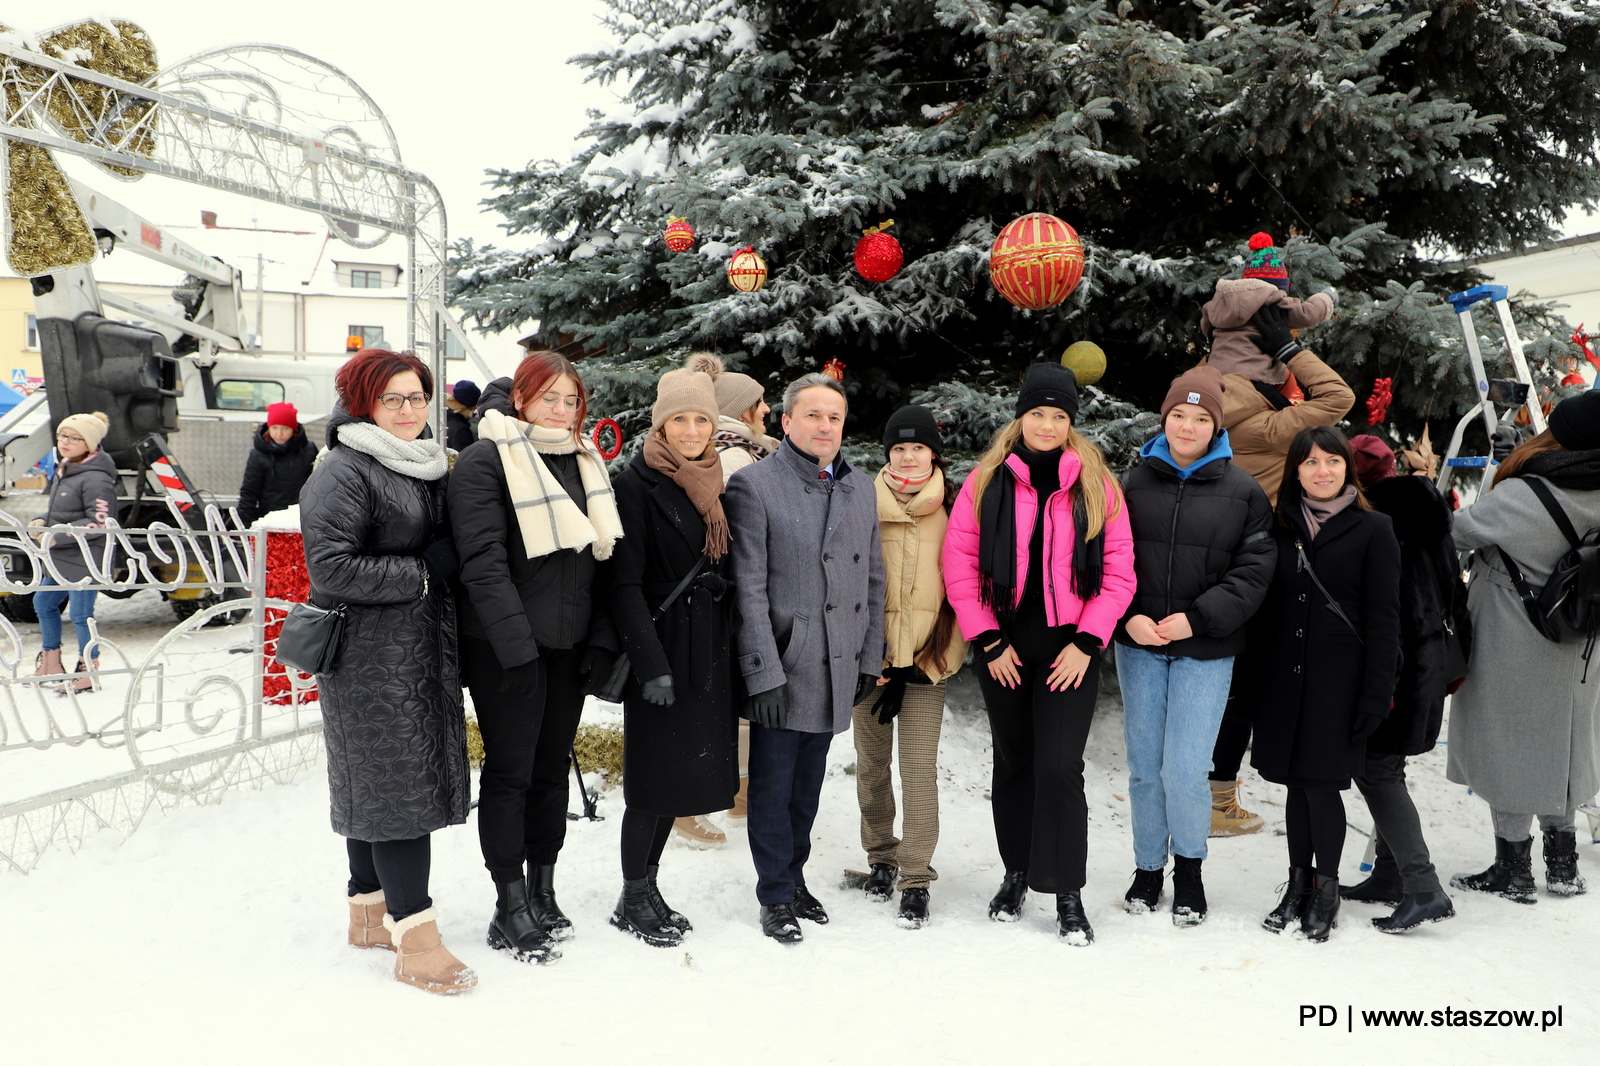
top-left (942, 449), bottom-right (1136, 645)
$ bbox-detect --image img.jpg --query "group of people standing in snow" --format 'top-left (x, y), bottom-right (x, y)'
top-left (296, 252), bottom-right (1599, 994)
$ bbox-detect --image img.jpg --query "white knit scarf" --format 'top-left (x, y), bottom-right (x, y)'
top-left (336, 421), bottom-right (448, 481)
top-left (478, 409), bottom-right (622, 561)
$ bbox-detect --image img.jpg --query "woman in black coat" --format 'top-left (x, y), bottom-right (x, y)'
top-left (1251, 425), bottom-right (1401, 942)
top-left (1341, 435), bottom-right (1469, 932)
top-left (448, 350), bottom-right (621, 964)
top-left (298, 348), bottom-right (473, 995)
top-left (605, 364), bottom-right (738, 948)
top-left (237, 402), bottom-right (315, 526)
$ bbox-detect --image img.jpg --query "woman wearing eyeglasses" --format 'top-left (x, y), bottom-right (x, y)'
top-left (27, 411), bottom-right (116, 693)
top-left (299, 348), bottom-right (473, 995)
top-left (449, 350), bottom-right (622, 964)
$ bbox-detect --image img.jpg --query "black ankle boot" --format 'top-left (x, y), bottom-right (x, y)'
top-left (1372, 891), bottom-right (1455, 933)
top-left (988, 870), bottom-right (1028, 922)
top-left (1056, 892), bottom-right (1094, 945)
top-left (896, 887), bottom-right (930, 929)
top-left (1450, 837), bottom-right (1537, 903)
top-left (760, 902), bottom-right (803, 944)
top-left (527, 862), bottom-right (576, 939)
top-left (1123, 867), bottom-right (1163, 914)
top-left (1263, 867), bottom-right (1313, 932)
top-left (1300, 872), bottom-right (1340, 942)
top-left (792, 884), bottom-right (830, 924)
top-left (1171, 856), bottom-right (1207, 927)
top-left (864, 862), bottom-right (898, 903)
top-left (1542, 829), bottom-right (1588, 896)
top-left (610, 879), bottom-right (683, 947)
top-left (487, 879), bottom-right (561, 964)
top-left (644, 864), bottom-right (692, 932)
top-left (1340, 872), bottom-right (1404, 906)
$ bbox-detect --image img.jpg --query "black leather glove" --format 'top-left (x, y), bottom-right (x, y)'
top-left (579, 645), bottom-right (617, 679)
top-left (497, 658), bottom-right (541, 695)
top-left (855, 672), bottom-right (881, 705)
top-left (1490, 424), bottom-right (1523, 464)
top-left (747, 684), bottom-right (789, 729)
top-left (422, 538), bottom-right (459, 584)
top-left (1246, 304), bottom-right (1305, 364)
top-left (1351, 711), bottom-right (1385, 741)
top-left (641, 675), bottom-right (676, 706)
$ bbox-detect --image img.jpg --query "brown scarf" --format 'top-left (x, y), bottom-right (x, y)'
top-left (1300, 483), bottom-right (1358, 540)
top-left (644, 435), bottom-right (730, 560)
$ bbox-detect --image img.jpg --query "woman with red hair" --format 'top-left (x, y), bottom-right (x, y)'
top-left (299, 348), bottom-right (473, 994)
top-left (449, 350), bottom-right (622, 964)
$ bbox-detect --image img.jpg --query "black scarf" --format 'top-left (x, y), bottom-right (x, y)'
top-left (978, 447), bottom-right (1105, 620)
top-left (1521, 448), bottom-right (1600, 491)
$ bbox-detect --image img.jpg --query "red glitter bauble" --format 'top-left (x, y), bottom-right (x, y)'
top-left (853, 221), bottom-right (903, 283)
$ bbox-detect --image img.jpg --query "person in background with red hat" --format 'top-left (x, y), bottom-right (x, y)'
top-left (237, 401), bottom-right (315, 527)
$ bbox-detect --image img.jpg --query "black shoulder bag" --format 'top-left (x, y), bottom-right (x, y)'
top-left (276, 601), bottom-right (348, 675)
top-left (1495, 477), bottom-right (1600, 674)
top-left (589, 555), bottom-right (707, 704)
top-left (1295, 538), bottom-right (1364, 645)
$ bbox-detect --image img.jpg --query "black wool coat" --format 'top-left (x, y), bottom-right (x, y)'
top-left (1116, 448), bottom-right (1277, 659)
top-left (1362, 475), bottom-right (1472, 757)
top-left (1250, 506), bottom-right (1402, 789)
top-left (238, 424), bottom-right (315, 526)
top-left (607, 454), bottom-right (739, 816)
top-left (298, 412), bottom-right (469, 842)
top-left (447, 438), bottom-right (614, 669)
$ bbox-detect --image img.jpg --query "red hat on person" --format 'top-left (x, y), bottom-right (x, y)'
top-left (1350, 434), bottom-right (1397, 487)
top-left (266, 402), bottom-right (299, 430)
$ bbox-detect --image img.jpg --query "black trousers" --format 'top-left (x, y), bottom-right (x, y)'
top-left (1285, 786), bottom-right (1345, 877)
top-left (462, 640), bottom-right (588, 883)
top-left (347, 835), bottom-right (431, 921)
top-left (1208, 675), bottom-right (1252, 782)
top-left (619, 810), bottom-right (675, 881)
top-left (1354, 753), bottom-right (1442, 894)
top-left (747, 723), bottom-right (832, 906)
top-left (978, 617), bottom-right (1101, 895)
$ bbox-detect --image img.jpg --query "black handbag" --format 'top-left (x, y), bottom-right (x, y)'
top-left (589, 555), bottom-right (707, 704)
top-left (275, 602), bottom-right (348, 675)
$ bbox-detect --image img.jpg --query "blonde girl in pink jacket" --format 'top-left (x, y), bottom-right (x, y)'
top-left (942, 363), bottom-right (1136, 945)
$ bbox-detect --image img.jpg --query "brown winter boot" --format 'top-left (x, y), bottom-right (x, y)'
top-left (674, 815), bottom-right (728, 849)
top-left (383, 907), bottom-right (477, 995)
top-left (33, 648), bottom-right (64, 677)
top-left (347, 889), bottom-right (394, 950)
top-left (725, 777), bottom-right (749, 828)
top-left (1210, 780), bottom-right (1264, 837)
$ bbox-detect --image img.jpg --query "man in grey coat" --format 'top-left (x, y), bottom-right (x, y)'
top-left (726, 372), bottom-right (886, 943)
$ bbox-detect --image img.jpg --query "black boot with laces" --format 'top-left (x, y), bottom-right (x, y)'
top-left (863, 862), bottom-right (898, 903)
top-left (1171, 855), bottom-right (1207, 927)
top-left (1263, 867), bottom-right (1313, 933)
top-left (1056, 892), bottom-right (1094, 946)
top-left (1123, 867), bottom-right (1163, 914)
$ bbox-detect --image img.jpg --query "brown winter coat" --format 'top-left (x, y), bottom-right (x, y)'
top-left (1215, 348), bottom-right (1355, 505)
top-left (875, 467), bottom-right (966, 682)
top-left (1202, 278), bottom-right (1335, 386)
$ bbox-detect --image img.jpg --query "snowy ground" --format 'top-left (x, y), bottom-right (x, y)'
top-left (3, 656), bottom-right (1597, 1063)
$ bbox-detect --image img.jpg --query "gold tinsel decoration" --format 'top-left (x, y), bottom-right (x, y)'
top-left (571, 723), bottom-right (625, 785)
top-left (1, 19), bottom-right (159, 275)
top-left (464, 714), bottom-right (486, 769)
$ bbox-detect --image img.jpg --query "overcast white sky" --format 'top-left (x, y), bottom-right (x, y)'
top-left (45, 2), bottom-right (620, 247)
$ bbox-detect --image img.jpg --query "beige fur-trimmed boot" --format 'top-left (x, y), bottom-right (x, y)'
top-left (383, 907), bottom-right (477, 995)
top-left (347, 890), bottom-right (394, 950)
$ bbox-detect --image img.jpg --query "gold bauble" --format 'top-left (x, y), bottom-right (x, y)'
top-left (1060, 341), bottom-right (1106, 386)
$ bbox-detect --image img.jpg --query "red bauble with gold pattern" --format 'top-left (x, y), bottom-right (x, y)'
top-left (989, 212), bottom-right (1085, 310)
top-left (727, 246), bottom-right (768, 292)
top-left (664, 216), bottom-right (695, 253)
top-left (853, 220), bottom-right (903, 283)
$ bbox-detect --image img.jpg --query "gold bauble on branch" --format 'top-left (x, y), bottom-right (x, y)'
top-left (1060, 340), bottom-right (1106, 386)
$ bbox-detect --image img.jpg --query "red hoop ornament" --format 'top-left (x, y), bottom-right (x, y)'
top-left (664, 216), bottom-right (695, 253)
top-left (853, 220), bottom-right (903, 283)
top-left (592, 418), bottom-right (624, 460)
top-left (727, 246), bottom-right (768, 293)
top-left (989, 213), bottom-right (1085, 310)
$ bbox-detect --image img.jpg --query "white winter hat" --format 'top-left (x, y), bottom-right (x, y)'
top-left (58, 411), bottom-right (110, 451)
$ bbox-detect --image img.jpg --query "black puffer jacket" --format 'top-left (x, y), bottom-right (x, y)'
top-left (1115, 434), bottom-right (1277, 659)
top-left (42, 449), bottom-right (119, 582)
top-left (298, 409), bottom-right (468, 842)
top-left (471, 377), bottom-right (514, 436)
top-left (448, 434), bottom-right (616, 669)
top-left (237, 424), bottom-right (315, 526)
top-left (1362, 474), bottom-right (1471, 756)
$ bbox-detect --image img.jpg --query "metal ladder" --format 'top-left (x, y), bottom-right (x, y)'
top-left (1436, 284), bottom-right (1547, 496)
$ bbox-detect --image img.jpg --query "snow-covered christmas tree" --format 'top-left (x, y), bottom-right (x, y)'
top-left (453, 0), bottom-right (1600, 463)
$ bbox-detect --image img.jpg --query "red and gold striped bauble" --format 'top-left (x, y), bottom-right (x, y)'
top-left (989, 213), bottom-right (1085, 310)
top-left (727, 246), bottom-right (768, 292)
top-left (664, 216), bottom-right (695, 253)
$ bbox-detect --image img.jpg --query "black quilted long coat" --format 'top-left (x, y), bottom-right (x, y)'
top-left (298, 412), bottom-right (469, 842)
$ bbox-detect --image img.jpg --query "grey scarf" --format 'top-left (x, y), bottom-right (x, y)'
top-left (336, 421), bottom-right (448, 481)
top-left (1300, 484), bottom-right (1358, 540)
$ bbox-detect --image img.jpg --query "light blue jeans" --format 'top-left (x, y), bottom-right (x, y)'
top-left (1116, 644), bottom-right (1235, 869)
top-left (34, 575), bottom-right (99, 659)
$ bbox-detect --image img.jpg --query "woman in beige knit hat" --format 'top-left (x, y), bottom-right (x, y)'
top-left (604, 362), bottom-right (739, 947)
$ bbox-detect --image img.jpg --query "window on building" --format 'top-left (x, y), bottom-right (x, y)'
top-left (25, 314), bottom-right (39, 350)
top-left (215, 380), bottom-right (286, 411)
top-left (349, 269), bottom-right (383, 289)
top-left (349, 326), bottom-right (385, 349)
top-left (445, 330), bottom-right (465, 362)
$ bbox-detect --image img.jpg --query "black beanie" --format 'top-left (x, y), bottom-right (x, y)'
top-left (882, 404), bottom-right (943, 457)
top-left (1016, 362), bottom-right (1080, 421)
top-left (1548, 390), bottom-right (1600, 451)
